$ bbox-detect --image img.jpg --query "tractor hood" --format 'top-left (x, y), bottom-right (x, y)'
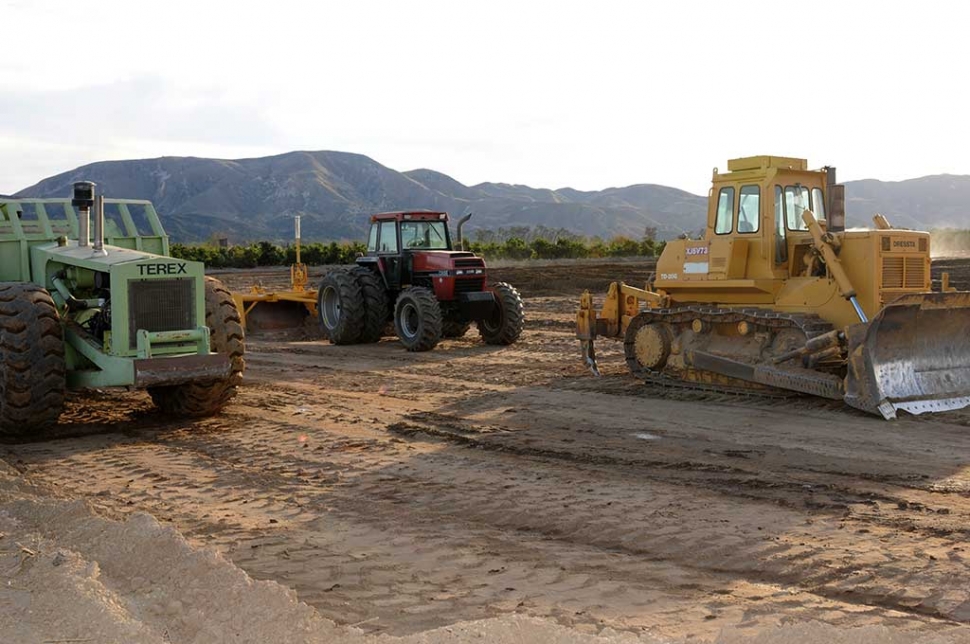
top-left (412, 251), bottom-right (482, 271)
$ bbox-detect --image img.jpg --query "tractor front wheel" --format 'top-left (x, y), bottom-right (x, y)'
top-left (149, 277), bottom-right (245, 418)
top-left (318, 270), bottom-right (365, 344)
top-left (478, 282), bottom-right (524, 345)
top-left (394, 287), bottom-right (442, 352)
top-left (0, 283), bottom-right (66, 437)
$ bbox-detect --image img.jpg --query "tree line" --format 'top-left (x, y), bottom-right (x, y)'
top-left (170, 226), bottom-right (665, 267)
top-left (170, 241), bottom-right (368, 268)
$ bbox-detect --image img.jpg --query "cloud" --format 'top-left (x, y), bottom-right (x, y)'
top-left (0, 76), bottom-right (283, 192)
top-left (0, 76), bottom-right (278, 147)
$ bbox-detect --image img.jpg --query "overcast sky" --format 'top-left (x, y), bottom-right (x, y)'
top-left (2, 0), bottom-right (968, 196)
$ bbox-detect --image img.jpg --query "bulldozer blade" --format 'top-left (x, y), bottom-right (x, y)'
top-left (845, 292), bottom-right (970, 419)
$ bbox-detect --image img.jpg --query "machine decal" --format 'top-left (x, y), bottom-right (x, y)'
top-left (683, 262), bottom-right (709, 274)
top-left (138, 262), bottom-right (188, 276)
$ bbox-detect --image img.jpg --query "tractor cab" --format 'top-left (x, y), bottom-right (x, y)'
top-left (359, 211), bottom-right (481, 293)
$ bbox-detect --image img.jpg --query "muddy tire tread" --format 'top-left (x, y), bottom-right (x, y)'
top-left (351, 266), bottom-right (389, 344)
top-left (318, 269), bottom-right (365, 345)
top-left (0, 283), bottom-right (66, 436)
top-left (478, 282), bottom-right (524, 345)
top-left (394, 287), bottom-right (442, 352)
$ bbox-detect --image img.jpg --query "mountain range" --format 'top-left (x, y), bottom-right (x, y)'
top-left (14, 151), bottom-right (970, 243)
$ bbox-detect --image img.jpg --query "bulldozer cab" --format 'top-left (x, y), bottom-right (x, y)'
top-left (694, 156), bottom-right (829, 282)
top-left (672, 156), bottom-right (933, 328)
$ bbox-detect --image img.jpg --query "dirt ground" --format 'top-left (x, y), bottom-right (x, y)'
top-left (4, 258), bottom-right (970, 643)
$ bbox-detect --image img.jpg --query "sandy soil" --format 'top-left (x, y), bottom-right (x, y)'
top-left (3, 259), bottom-right (970, 643)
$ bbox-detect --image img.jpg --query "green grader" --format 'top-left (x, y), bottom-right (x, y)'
top-left (0, 182), bottom-right (245, 438)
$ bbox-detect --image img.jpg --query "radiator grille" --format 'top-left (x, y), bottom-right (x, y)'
top-left (454, 258), bottom-right (485, 269)
top-left (454, 278), bottom-right (486, 294)
top-left (883, 256), bottom-right (904, 288)
top-left (905, 257), bottom-right (926, 288)
top-left (128, 278), bottom-right (196, 348)
top-left (881, 257), bottom-right (926, 291)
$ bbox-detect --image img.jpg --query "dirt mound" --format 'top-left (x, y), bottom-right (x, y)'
top-left (0, 462), bottom-right (345, 644)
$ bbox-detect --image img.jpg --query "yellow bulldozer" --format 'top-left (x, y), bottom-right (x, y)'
top-left (576, 156), bottom-right (970, 419)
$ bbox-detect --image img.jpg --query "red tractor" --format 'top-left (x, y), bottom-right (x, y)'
top-left (317, 211), bottom-right (524, 351)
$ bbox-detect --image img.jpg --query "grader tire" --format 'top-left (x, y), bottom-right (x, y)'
top-left (318, 270), bottom-right (365, 344)
top-left (478, 282), bottom-right (524, 346)
top-left (0, 283), bottom-right (65, 436)
top-left (351, 266), bottom-right (389, 344)
top-left (149, 277), bottom-right (245, 418)
top-left (394, 287), bottom-right (442, 352)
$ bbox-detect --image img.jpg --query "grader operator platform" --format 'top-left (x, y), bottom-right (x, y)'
top-left (0, 182), bottom-right (244, 437)
top-left (577, 156), bottom-right (970, 419)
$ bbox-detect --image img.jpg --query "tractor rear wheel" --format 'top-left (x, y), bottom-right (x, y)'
top-left (149, 277), bottom-right (245, 418)
top-left (441, 315), bottom-right (471, 338)
top-left (478, 282), bottom-right (524, 345)
top-left (0, 283), bottom-right (65, 436)
top-left (351, 266), bottom-right (389, 344)
top-left (318, 269), bottom-right (365, 344)
top-left (394, 287), bottom-right (442, 352)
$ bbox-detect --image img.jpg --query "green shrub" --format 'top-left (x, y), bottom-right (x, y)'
top-left (171, 227), bottom-right (665, 267)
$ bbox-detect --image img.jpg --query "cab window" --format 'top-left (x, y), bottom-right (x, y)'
top-left (737, 185), bottom-right (760, 234)
top-left (378, 221), bottom-right (398, 253)
top-left (400, 220), bottom-right (449, 250)
top-left (714, 187), bottom-right (734, 234)
top-left (774, 186), bottom-right (788, 263)
top-left (367, 223), bottom-right (379, 252)
top-left (811, 187), bottom-right (826, 221)
top-left (785, 186), bottom-right (811, 231)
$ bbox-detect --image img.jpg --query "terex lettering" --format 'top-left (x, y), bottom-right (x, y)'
top-left (138, 262), bottom-right (188, 276)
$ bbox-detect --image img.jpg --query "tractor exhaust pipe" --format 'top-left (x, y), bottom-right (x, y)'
top-left (71, 181), bottom-right (95, 248)
top-left (456, 212), bottom-right (473, 251)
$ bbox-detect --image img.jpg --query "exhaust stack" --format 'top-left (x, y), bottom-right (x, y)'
top-left (456, 212), bottom-right (473, 250)
top-left (92, 194), bottom-right (107, 255)
top-left (71, 181), bottom-right (95, 247)
top-left (825, 166), bottom-right (846, 233)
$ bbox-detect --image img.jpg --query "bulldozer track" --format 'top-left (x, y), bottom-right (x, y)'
top-left (623, 306), bottom-right (838, 396)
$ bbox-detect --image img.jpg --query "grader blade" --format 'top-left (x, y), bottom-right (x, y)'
top-left (845, 292), bottom-right (970, 419)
